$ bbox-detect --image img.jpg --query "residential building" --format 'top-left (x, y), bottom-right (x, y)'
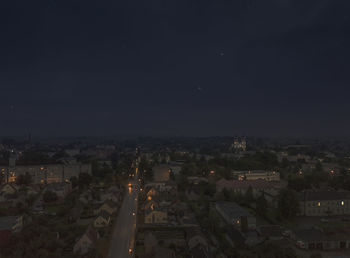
top-left (0, 163), bottom-right (91, 184)
top-left (145, 208), bottom-right (167, 224)
top-left (73, 226), bottom-right (100, 254)
top-left (94, 210), bottom-right (111, 228)
top-left (216, 202), bottom-right (256, 231)
top-left (295, 228), bottom-right (350, 250)
top-left (186, 228), bottom-right (210, 258)
top-left (256, 225), bottom-right (284, 241)
top-left (299, 190), bottom-right (350, 216)
top-left (0, 183), bottom-right (18, 196)
top-left (216, 178), bottom-right (285, 198)
top-left (232, 170), bottom-right (280, 181)
top-left (94, 200), bottom-right (117, 215)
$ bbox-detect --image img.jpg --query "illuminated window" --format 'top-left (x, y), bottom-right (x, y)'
top-left (318, 202), bottom-right (321, 207)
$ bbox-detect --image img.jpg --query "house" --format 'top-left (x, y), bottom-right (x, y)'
top-left (299, 190), bottom-right (350, 216)
top-left (107, 185), bottom-right (121, 194)
top-left (145, 208), bottom-right (167, 224)
top-left (94, 210), bottom-right (111, 228)
top-left (216, 202), bottom-right (256, 231)
top-left (185, 187), bottom-right (200, 201)
top-left (145, 181), bottom-right (177, 192)
top-left (0, 183), bottom-right (18, 202)
top-left (73, 226), bottom-right (100, 254)
top-left (144, 199), bottom-right (159, 211)
top-left (0, 183), bottom-right (18, 195)
top-left (186, 228), bottom-right (210, 258)
top-left (45, 182), bottom-right (72, 199)
top-left (95, 200), bottom-right (117, 215)
top-left (146, 187), bottom-right (157, 198)
top-left (294, 228), bottom-right (350, 250)
top-left (0, 216), bottom-right (23, 247)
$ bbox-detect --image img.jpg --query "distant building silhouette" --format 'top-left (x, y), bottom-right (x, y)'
top-left (231, 137), bottom-right (246, 152)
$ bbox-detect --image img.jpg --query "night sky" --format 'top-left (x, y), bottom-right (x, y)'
top-left (1, 0), bottom-right (350, 137)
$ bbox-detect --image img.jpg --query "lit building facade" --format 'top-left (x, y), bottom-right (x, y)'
top-left (232, 137), bottom-right (246, 152)
top-left (0, 164), bottom-right (91, 185)
top-left (299, 190), bottom-right (350, 216)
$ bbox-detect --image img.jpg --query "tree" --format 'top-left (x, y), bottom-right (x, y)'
top-left (244, 185), bottom-right (254, 203)
top-left (256, 193), bottom-right (268, 216)
top-left (0, 170), bottom-right (5, 185)
top-left (278, 189), bottom-right (300, 219)
top-left (240, 216), bottom-right (248, 232)
top-left (43, 190), bottom-right (58, 203)
top-left (16, 172), bottom-right (32, 185)
top-left (78, 173), bottom-right (92, 189)
top-left (17, 151), bottom-right (51, 165)
top-left (169, 169), bottom-right (175, 181)
top-left (70, 176), bottom-right (78, 188)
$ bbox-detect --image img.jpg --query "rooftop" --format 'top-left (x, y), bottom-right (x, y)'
top-left (0, 216), bottom-right (20, 231)
top-left (304, 190), bottom-right (350, 201)
top-left (216, 178), bottom-right (281, 189)
top-left (216, 201), bottom-right (252, 218)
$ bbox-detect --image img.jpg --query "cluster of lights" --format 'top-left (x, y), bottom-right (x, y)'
top-left (317, 201), bottom-right (345, 206)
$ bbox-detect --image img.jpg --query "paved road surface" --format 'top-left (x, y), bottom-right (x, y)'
top-left (107, 178), bottom-right (139, 258)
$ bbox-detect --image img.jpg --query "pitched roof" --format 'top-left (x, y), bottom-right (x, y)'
top-left (217, 178), bottom-right (282, 190)
top-left (295, 228), bottom-right (328, 241)
top-left (0, 216), bottom-right (20, 230)
top-left (216, 201), bottom-right (253, 218)
top-left (85, 226), bottom-right (99, 244)
top-left (304, 190), bottom-right (350, 201)
top-left (97, 210), bottom-right (110, 220)
top-left (257, 225), bottom-right (283, 238)
top-left (105, 199), bottom-right (117, 208)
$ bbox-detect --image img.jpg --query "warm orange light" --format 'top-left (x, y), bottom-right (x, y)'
top-left (147, 196), bottom-right (152, 201)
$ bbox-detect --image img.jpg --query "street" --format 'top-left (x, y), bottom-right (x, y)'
top-left (107, 170), bottom-right (139, 258)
